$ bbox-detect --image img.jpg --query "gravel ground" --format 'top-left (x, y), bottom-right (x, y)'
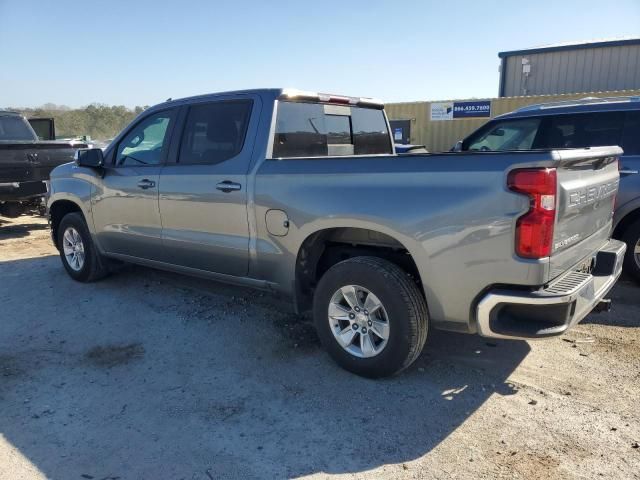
top-left (0, 215), bottom-right (638, 480)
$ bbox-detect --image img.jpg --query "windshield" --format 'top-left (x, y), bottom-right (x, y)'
top-left (463, 118), bottom-right (541, 151)
top-left (0, 115), bottom-right (35, 141)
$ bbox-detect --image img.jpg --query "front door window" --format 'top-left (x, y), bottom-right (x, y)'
top-left (115, 111), bottom-right (174, 166)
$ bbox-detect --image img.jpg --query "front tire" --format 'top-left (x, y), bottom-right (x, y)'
top-left (58, 212), bottom-right (109, 282)
top-left (313, 256), bottom-right (428, 378)
top-left (622, 218), bottom-right (640, 284)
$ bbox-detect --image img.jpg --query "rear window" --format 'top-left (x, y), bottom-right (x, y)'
top-left (0, 115), bottom-right (35, 141)
top-left (272, 101), bottom-right (391, 158)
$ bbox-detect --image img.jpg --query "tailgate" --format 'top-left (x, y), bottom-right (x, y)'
top-left (0, 143), bottom-right (82, 184)
top-left (0, 145), bottom-right (32, 183)
top-left (550, 146), bottom-right (621, 279)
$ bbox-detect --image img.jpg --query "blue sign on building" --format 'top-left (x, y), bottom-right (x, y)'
top-left (452, 100), bottom-right (491, 119)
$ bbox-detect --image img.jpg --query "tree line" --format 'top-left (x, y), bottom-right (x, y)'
top-left (10, 103), bottom-right (148, 141)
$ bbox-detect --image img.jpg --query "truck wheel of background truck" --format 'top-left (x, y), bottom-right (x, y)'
top-left (57, 212), bottom-right (109, 282)
top-left (622, 218), bottom-right (640, 283)
top-left (313, 256), bottom-right (428, 378)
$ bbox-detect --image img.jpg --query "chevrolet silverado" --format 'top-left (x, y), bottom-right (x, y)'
top-left (46, 88), bottom-right (625, 377)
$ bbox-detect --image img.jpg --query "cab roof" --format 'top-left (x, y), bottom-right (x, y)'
top-left (153, 88), bottom-right (384, 111)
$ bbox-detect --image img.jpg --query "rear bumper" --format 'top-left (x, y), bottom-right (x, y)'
top-left (0, 181), bottom-right (48, 201)
top-left (476, 239), bottom-right (626, 340)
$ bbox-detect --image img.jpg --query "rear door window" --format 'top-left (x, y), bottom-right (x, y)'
top-left (537, 112), bottom-right (625, 149)
top-left (463, 118), bottom-right (542, 151)
top-left (178, 100), bottom-right (253, 165)
top-left (622, 111), bottom-right (640, 155)
top-left (272, 101), bottom-right (391, 158)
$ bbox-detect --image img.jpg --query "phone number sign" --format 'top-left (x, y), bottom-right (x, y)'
top-left (452, 100), bottom-right (491, 119)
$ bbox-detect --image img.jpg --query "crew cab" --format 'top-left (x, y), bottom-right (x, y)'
top-left (47, 89), bottom-right (625, 377)
top-left (0, 111), bottom-right (87, 217)
top-left (458, 96), bottom-right (640, 282)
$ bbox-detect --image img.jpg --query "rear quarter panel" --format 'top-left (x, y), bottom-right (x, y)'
top-left (253, 152), bottom-right (558, 331)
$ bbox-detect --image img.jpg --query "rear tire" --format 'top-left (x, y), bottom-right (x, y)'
top-left (313, 256), bottom-right (428, 378)
top-left (58, 212), bottom-right (109, 282)
top-left (622, 218), bottom-right (640, 284)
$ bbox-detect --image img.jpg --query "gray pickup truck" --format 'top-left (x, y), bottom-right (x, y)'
top-left (0, 111), bottom-right (87, 217)
top-left (47, 88), bottom-right (625, 378)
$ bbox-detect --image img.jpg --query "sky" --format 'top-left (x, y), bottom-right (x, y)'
top-left (1, 0), bottom-right (639, 108)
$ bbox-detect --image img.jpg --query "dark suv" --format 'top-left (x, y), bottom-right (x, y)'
top-left (460, 96), bottom-right (640, 282)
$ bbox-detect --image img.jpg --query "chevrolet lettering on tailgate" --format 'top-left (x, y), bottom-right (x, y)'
top-left (568, 180), bottom-right (619, 208)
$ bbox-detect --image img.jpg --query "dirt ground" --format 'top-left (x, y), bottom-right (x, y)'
top-left (0, 214), bottom-right (638, 480)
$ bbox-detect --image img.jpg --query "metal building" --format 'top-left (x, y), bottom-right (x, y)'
top-left (498, 38), bottom-right (640, 97)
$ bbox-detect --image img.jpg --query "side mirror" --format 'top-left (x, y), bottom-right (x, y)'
top-left (75, 148), bottom-right (104, 168)
top-left (453, 140), bottom-right (463, 152)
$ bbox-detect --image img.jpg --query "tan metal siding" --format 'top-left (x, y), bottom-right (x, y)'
top-left (386, 89), bottom-right (640, 152)
top-left (501, 45), bottom-right (640, 97)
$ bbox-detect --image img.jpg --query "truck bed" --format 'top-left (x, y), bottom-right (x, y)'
top-left (254, 146), bottom-right (622, 331)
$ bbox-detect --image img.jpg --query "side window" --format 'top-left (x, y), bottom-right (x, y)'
top-left (537, 112), bottom-right (625, 149)
top-left (272, 101), bottom-right (392, 158)
top-left (622, 111), bottom-right (640, 155)
top-left (463, 118), bottom-right (542, 151)
top-left (178, 100), bottom-right (253, 165)
top-left (115, 110), bottom-right (175, 167)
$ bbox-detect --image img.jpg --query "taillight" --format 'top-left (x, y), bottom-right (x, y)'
top-left (507, 168), bottom-right (557, 259)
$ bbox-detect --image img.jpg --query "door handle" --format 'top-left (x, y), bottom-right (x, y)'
top-left (216, 181), bottom-right (242, 193)
top-left (137, 179), bottom-right (156, 189)
top-left (619, 169), bottom-right (638, 175)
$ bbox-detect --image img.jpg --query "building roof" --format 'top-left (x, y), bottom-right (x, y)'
top-left (498, 37), bottom-right (640, 58)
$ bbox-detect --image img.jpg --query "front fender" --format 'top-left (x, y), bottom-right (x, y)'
top-left (47, 165), bottom-right (96, 235)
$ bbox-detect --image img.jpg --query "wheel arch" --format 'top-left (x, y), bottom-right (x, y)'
top-left (613, 203), bottom-right (640, 240)
top-left (293, 224), bottom-right (428, 313)
top-left (48, 197), bottom-right (89, 250)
